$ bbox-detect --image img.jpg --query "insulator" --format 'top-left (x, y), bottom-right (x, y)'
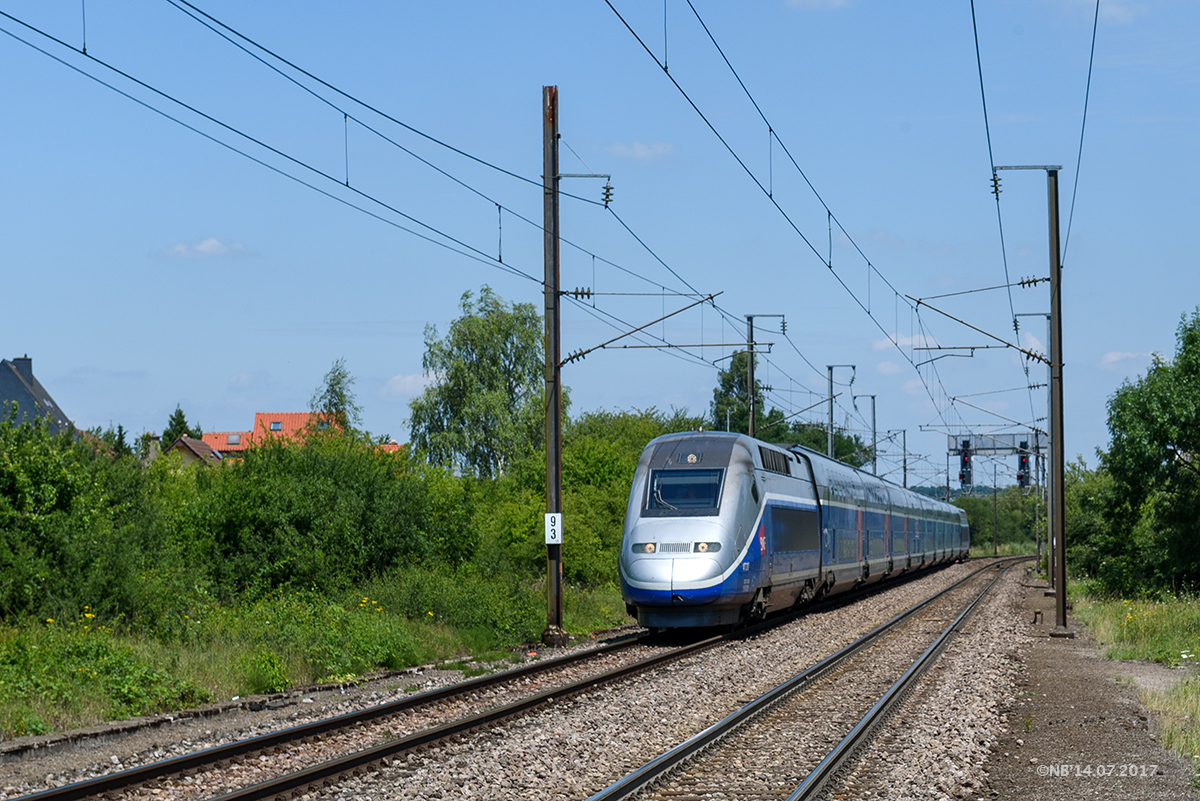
top-left (780, 319), bottom-right (787, 334)
top-left (991, 173), bottom-right (1002, 196)
top-left (602, 182), bottom-right (613, 206)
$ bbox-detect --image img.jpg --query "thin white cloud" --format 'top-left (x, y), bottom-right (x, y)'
top-left (227, 371), bottom-right (275, 392)
top-left (1020, 331), bottom-right (1047, 360)
top-left (379, 373), bottom-right (435, 401)
top-left (1099, 351), bottom-right (1151, 371)
top-left (157, 237), bottom-right (250, 259)
top-left (1058, 0), bottom-right (1141, 24)
top-left (877, 361), bottom-right (903, 375)
top-left (606, 141), bottom-right (674, 162)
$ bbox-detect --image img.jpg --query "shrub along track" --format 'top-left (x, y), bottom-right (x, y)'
top-left (16, 561), bottom-right (991, 801)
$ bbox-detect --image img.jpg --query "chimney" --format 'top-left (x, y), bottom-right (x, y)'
top-left (13, 355), bottom-right (33, 383)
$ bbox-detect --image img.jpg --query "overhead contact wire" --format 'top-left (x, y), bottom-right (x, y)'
top-left (0, 19), bottom-right (538, 286)
top-left (1062, 0), bottom-right (1100, 264)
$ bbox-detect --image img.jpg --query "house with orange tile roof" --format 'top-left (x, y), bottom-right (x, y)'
top-left (201, 412), bottom-right (321, 455)
top-left (202, 412), bottom-right (402, 457)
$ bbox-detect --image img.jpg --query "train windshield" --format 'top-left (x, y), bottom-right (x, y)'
top-left (646, 469), bottom-right (724, 514)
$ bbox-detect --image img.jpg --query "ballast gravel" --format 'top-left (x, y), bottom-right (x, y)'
top-left (320, 562), bottom-right (991, 800)
top-left (2, 560), bottom-right (1038, 801)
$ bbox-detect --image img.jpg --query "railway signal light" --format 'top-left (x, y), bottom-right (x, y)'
top-left (958, 439), bottom-right (972, 488)
top-left (1017, 441), bottom-right (1030, 487)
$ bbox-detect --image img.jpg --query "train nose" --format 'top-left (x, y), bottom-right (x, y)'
top-left (625, 557), bottom-right (673, 585)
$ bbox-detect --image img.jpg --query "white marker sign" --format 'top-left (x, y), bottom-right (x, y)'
top-left (545, 513), bottom-right (562, 544)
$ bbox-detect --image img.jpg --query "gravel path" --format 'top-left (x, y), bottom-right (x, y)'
top-left (981, 572), bottom-right (1195, 800)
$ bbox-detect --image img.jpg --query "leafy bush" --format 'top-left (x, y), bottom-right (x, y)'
top-left (0, 615), bottom-right (212, 737)
top-left (161, 434), bottom-right (473, 602)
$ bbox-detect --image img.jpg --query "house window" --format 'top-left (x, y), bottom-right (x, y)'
top-left (227, 433), bottom-right (241, 445)
top-left (270, 421), bottom-right (282, 432)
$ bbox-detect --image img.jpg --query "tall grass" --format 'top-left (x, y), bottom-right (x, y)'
top-left (0, 569), bottom-right (631, 739)
top-left (1073, 593), bottom-right (1200, 667)
top-left (968, 539), bottom-right (1037, 558)
top-left (1074, 590), bottom-right (1200, 781)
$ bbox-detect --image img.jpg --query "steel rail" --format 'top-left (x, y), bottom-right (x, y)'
top-left (586, 557), bottom-right (1026, 801)
top-left (21, 559), bottom-right (984, 801)
top-left (19, 633), bottom-right (650, 801)
top-left (786, 558), bottom-right (1024, 800)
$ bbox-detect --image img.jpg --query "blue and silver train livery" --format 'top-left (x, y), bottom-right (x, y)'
top-left (619, 431), bottom-right (970, 628)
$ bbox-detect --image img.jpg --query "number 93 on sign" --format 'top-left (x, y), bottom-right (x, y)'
top-left (545, 513), bottom-right (563, 544)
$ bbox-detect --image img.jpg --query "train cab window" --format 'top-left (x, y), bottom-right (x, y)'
top-left (644, 469), bottom-right (724, 515)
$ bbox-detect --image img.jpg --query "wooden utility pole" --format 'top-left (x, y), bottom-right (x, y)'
top-left (542, 86), bottom-right (567, 647)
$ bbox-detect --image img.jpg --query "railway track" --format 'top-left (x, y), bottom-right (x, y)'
top-left (18, 560), bottom-right (992, 801)
top-left (588, 557), bottom-right (1025, 801)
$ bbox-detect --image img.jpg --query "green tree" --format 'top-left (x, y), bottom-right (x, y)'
top-left (1086, 308), bottom-right (1200, 593)
top-left (709, 351), bottom-right (868, 466)
top-left (309, 357), bottom-right (363, 432)
top-left (162, 405), bottom-right (201, 446)
top-left (953, 486), bottom-right (1039, 551)
top-left (710, 350), bottom-right (753, 435)
top-left (409, 287), bottom-right (548, 479)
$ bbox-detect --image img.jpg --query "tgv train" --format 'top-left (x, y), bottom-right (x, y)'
top-left (619, 431), bottom-right (970, 628)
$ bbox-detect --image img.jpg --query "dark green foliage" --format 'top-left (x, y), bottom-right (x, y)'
top-left (953, 487), bottom-right (1040, 550)
top-left (183, 437), bottom-right (471, 599)
top-left (1068, 309), bottom-right (1200, 596)
top-left (0, 408), bottom-right (472, 624)
top-left (0, 408), bottom-right (171, 621)
top-left (162, 405), bottom-right (202, 446)
top-left (91, 424), bottom-right (132, 457)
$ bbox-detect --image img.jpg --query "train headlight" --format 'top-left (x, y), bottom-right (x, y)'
top-left (693, 542), bottom-right (722, 553)
top-left (632, 543), bottom-right (656, 554)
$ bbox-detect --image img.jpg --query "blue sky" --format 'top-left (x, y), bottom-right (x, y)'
top-left (1, 0), bottom-right (1196, 488)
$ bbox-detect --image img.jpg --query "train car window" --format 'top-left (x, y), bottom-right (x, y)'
top-left (772, 506), bottom-right (820, 551)
top-left (644, 469), bottom-right (724, 515)
top-left (758, 447), bottom-right (791, 475)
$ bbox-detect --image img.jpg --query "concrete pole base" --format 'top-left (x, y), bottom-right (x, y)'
top-left (541, 626), bottom-right (569, 647)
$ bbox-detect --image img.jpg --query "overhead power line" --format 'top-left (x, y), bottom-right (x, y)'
top-left (1063, 0), bottom-right (1101, 264)
top-left (165, 0), bottom-right (606, 205)
top-left (0, 15), bottom-right (540, 285)
top-left (605, 0), bottom-right (966, 435)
